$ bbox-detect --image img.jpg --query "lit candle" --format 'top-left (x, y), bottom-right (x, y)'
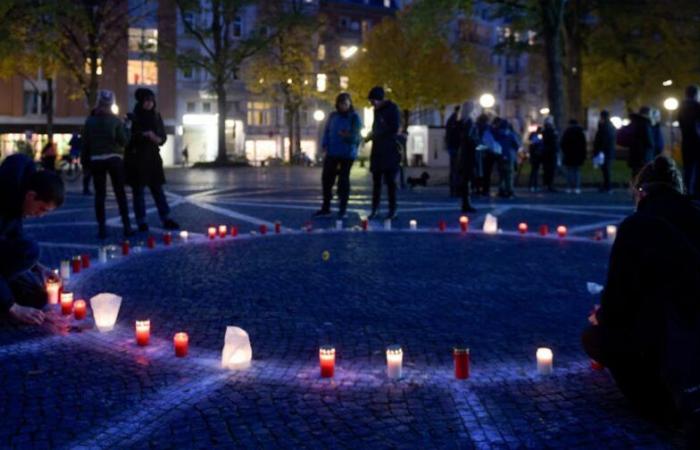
top-left (163, 232), bottom-right (172, 245)
top-left (73, 299), bottom-right (86, 320)
top-left (319, 346), bottom-right (336, 378)
top-left (361, 217), bottom-right (368, 231)
top-left (174, 332), bottom-right (189, 357)
top-left (259, 224), bottom-right (268, 235)
top-left (135, 320), bottom-right (150, 346)
top-left (179, 230), bottom-right (189, 242)
top-left (483, 214), bottom-right (498, 234)
top-left (122, 241), bottom-right (130, 256)
top-left (147, 236), bottom-right (156, 249)
top-left (70, 256), bottom-right (81, 274)
top-left (590, 360), bottom-right (604, 371)
top-left (81, 253), bottom-right (90, 268)
top-left (438, 220), bottom-right (446, 232)
top-left (208, 226), bottom-right (216, 239)
top-left (539, 224), bottom-right (549, 236)
top-left (275, 221), bottom-right (281, 234)
top-left (335, 220), bottom-right (343, 230)
top-left (453, 347), bottom-right (470, 380)
top-left (98, 246), bottom-right (107, 263)
top-left (536, 347), bottom-right (553, 375)
top-left (60, 260), bottom-right (71, 280)
top-left (219, 225), bottom-right (227, 238)
top-left (60, 292), bottom-right (74, 315)
top-left (386, 345), bottom-right (403, 379)
top-left (606, 225), bottom-right (617, 241)
top-left (230, 226), bottom-right (238, 237)
top-left (556, 225), bottom-right (567, 238)
top-left (409, 219), bottom-right (417, 230)
top-left (594, 230), bottom-right (603, 241)
top-left (459, 216), bottom-right (469, 232)
top-left (46, 278), bottom-right (60, 305)
top-left (384, 219), bottom-right (392, 231)
top-left (90, 293), bottom-right (122, 332)
top-left (518, 222), bottom-right (528, 234)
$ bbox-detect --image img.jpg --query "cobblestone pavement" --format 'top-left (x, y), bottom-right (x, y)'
top-left (1, 167), bottom-right (683, 449)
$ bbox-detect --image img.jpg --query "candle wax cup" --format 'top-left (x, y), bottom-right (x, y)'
top-left (73, 300), bottom-right (87, 320)
top-left (174, 333), bottom-right (189, 357)
top-left (453, 348), bottom-right (470, 379)
top-left (81, 254), bottom-right (90, 268)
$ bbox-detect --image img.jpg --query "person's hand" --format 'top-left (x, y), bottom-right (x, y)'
top-left (588, 304), bottom-right (600, 326)
top-left (8, 304), bottom-right (45, 325)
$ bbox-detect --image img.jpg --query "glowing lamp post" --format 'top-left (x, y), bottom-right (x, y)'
top-left (221, 326), bottom-right (252, 370)
top-left (664, 97), bottom-right (679, 151)
top-left (479, 93), bottom-right (496, 110)
top-left (135, 320), bottom-right (150, 346)
top-left (319, 346), bottom-right (336, 378)
top-left (60, 292), bottom-right (74, 315)
top-left (90, 293), bottom-right (122, 332)
top-left (536, 347), bottom-right (553, 375)
top-left (386, 345), bottom-right (403, 379)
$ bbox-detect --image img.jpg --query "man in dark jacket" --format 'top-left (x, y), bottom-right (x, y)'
top-left (457, 101), bottom-right (477, 212)
top-left (445, 105), bottom-right (461, 197)
top-left (594, 110), bottom-right (617, 192)
top-left (560, 119), bottom-right (587, 194)
top-left (582, 156), bottom-right (700, 427)
top-left (365, 86), bottom-right (401, 220)
top-left (0, 154), bottom-right (64, 325)
top-left (627, 107), bottom-right (654, 179)
top-left (541, 116), bottom-right (559, 192)
top-left (678, 85), bottom-right (700, 197)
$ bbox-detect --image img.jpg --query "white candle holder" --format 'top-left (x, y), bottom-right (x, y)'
top-left (180, 230), bottom-right (189, 242)
top-left (606, 225), bottom-right (617, 242)
top-left (221, 326), bottom-right (252, 370)
top-left (483, 214), bottom-right (498, 234)
top-left (536, 347), bottom-right (553, 375)
top-left (386, 345), bottom-right (403, 379)
top-left (90, 293), bottom-right (122, 332)
top-left (409, 220), bottom-right (417, 231)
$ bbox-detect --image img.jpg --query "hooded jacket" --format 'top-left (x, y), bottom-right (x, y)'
top-left (322, 110), bottom-right (362, 160)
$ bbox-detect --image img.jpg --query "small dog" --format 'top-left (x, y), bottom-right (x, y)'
top-left (407, 171), bottom-right (430, 188)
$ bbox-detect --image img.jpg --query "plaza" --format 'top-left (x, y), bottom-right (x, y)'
top-left (0, 167), bottom-right (683, 449)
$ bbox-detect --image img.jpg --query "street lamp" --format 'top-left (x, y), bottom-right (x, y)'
top-left (664, 97), bottom-right (679, 152)
top-left (479, 93), bottom-right (495, 109)
top-left (313, 110), bottom-right (325, 122)
top-left (539, 107), bottom-right (550, 116)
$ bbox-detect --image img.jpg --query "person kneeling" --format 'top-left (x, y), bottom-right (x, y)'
top-left (1, 154), bottom-right (65, 325)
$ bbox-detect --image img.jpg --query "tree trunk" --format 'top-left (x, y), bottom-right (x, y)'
top-left (216, 85), bottom-right (228, 162)
top-left (539, 0), bottom-right (566, 132)
top-left (564, 0), bottom-right (584, 124)
top-left (286, 107), bottom-right (294, 162)
top-left (293, 108), bottom-right (301, 163)
top-left (46, 77), bottom-right (54, 143)
top-left (402, 109), bottom-right (410, 134)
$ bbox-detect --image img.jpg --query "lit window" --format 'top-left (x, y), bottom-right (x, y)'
top-left (384, 0), bottom-right (391, 7)
top-left (129, 28), bottom-right (158, 53)
top-left (317, 44), bottom-right (326, 61)
top-left (339, 45), bottom-right (358, 59)
top-left (127, 60), bottom-right (158, 85)
top-left (340, 76), bottom-right (349, 89)
top-left (85, 57), bottom-right (103, 75)
top-left (316, 73), bottom-right (327, 92)
top-left (247, 102), bottom-right (273, 126)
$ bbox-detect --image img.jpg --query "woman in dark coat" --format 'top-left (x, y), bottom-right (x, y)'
top-left (627, 107), bottom-right (655, 179)
top-left (125, 88), bottom-right (179, 231)
top-left (560, 119), bottom-right (587, 194)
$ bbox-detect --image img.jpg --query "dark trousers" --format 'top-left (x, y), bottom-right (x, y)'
top-left (132, 183), bottom-right (171, 226)
top-left (448, 149), bottom-right (459, 196)
top-left (321, 156), bottom-right (354, 213)
top-left (372, 170), bottom-right (397, 213)
top-left (582, 326), bottom-right (677, 422)
top-left (601, 161), bottom-right (612, 191)
top-left (83, 168), bottom-right (92, 193)
top-left (460, 174), bottom-right (474, 211)
top-left (481, 153), bottom-right (499, 196)
top-left (529, 156), bottom-right (542, 189)
top-left (542, 154), bottom-right (557, 189)
top-left (91, 157), bottom-right (131, 228)
top-left (0, 238), bottom-right (46, 309)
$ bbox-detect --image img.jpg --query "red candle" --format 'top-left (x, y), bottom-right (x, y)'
top-left (135, 320), bottom-right (150, 346)
top-left (459, 216), bottom-right (469, 232)
top-left (163, 232), bottom-right (172, 246)
top-left (174, 332), bottom-right (189, 357)
top-left (594, 230), bottom-right (603, 241)
top-left (208, 226), bottom-right (216, 239)
top-left (218, 225), bottom-right (227, 238)
top-left (122, 241), bottom-right (130, 256)
top-left (518, 223), bottom-right (528, 234)
top-left (71, 256), bottom-right (82, 274)
top-left (305, 222), bottom-right (313, 233)
top-left (60, 292), bottom-right (73, 315)
top-left (81, 253), bottom-right (90, 268)
top-left (557, 225), bottom-right (567, 238)
top-left (73, 299), bottom-right (86, 320)
top-left (591, 360), bottom-right (604, 371)
top-left (275, 221), bottom-right (281, 234)
top-left (438, 220), bottom-right (447, 232)
top-left (453, 347), bottom-right (470, 380)
top-left (258, 224), bottom-right (267, 235)
top-left (361, 218), bottom-right (368, 231)
top-left (231, 226), bottom-right (238, 237)
top-left (319, 346), bottom-right (335, 378)
top-left (147, 236), bottom-right (156, 249)
top-left (539, 225), bottom-right (549, 236)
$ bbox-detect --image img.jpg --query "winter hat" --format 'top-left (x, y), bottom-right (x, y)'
top-left (96, 89), bottom-right (114, 108)
top-left (367, 86), bottom-right (385, 101)
top-left (135, 87), bottom-right (156, 104)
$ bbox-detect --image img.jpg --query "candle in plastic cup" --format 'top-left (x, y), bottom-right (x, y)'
top-left (536, 347), bottom-right (553, 375)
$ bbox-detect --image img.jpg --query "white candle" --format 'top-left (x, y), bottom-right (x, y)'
top-left (483, 214), bottom-right (498, 234)
top-left (606, 225), bottom-right (617, 242)
top-left (46, 279), bottom-right (60, 305)
top-left (60, 260), bottom-right (71, 280)
top-left (386, 345), bottom-right (403, 379)
top-left (98, 247), bottom-right (107, 263)
top-left (409, 220), bottom-right (417, 230)
top-left (536, 347), bottom-right (553, 375)
top-left (180, 230), bottom-right (189, 242)
top-left (384, 219), bottom-right (392, 231)
top-left (336, 220), bottom-right (343, 230)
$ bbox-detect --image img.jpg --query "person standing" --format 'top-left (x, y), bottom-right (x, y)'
top-left (40, 142), bottom-right (57, 172)
top-left (593, 110), bottom-right (617, 193)
top-left (650, 108), bottom-right (664, 157)
top-left (678, 85), bottom-right (700, 197)
top-left (475, 114), bottom-right (499, 197)
top-left (365, 86), bottom-right (401, 220)
top-left (560, 119), bottom-right (587, 194)
top-left (541, 116), bottom-right (559, 192)
top-left (493, 118), bottom-right (521, 198)
top-left (627, 106), bottom-right (654, 180)
top-left (125, 88), bottom-right (179, 232)
top-left (456, 101), bottom-right (477, 212)
top-left (314, 93), bottom-right (362, 219)
top-left (82, 89), bottom-right (133, 239)
top-left (69, 133), bottom-right (91, 195)
top-left (528, 127), bottom-right (544, 192)
top-left (444, 105), bottom-right (461, 197)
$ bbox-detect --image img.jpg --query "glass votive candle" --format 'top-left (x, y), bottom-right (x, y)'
top-left (81, 253), bottom-right (90, 268)
top-left (180, 230), bottom-right (189, 242)
top-left (259, 224), bottom-right (268, 235)
top-left (73, 299), bottom-right (87, 320)
top-left (218, 225), bottom-right (227, 238)
top-left (539, 224), bottom-right (549, 236)
top-left (386, 345), bottom-right (403, 379)
top-left (459, 216), bottom-right (469, 232)
top-left (163, 232), bottom-right (172, 245)
top-left (60, 292), bottom-right (74, 315)
top-left (606, 225), bottom-right (617, 241)
top-left (438, 220), bottom-right (447, 232)
top-left (453, 347), bottom-right (470, 379)
top-left (147, 236), bottom-right (156, 249)
top-left (536, 347), bottom-right (553, 375)
top-left (275, 221), bottom-right (281, 234)
top-left (208, 226), bottom-right (216, 239)
top-left (46, 278), bottom-right (61, 305)
top-left (71, 256), bottom-right (82, 274)
top-left (409, 219), bottom-right (417, 230)
top-left (60, 260), bottom-right (71, 280)
top-left (319, 346), bottom-right (336, 378)
top-left (174, 332), bottom-right (189, 357)
top-left (135, 320), bottom-right (150, 346)
top-left (231, 226), bottom-right (239, 237)
top-left (518, 222), bottom-right (528, 234)
top-left (556, 226), bottom-right (567, 238)
top-left (122, 241), bottom-right (130, 255)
